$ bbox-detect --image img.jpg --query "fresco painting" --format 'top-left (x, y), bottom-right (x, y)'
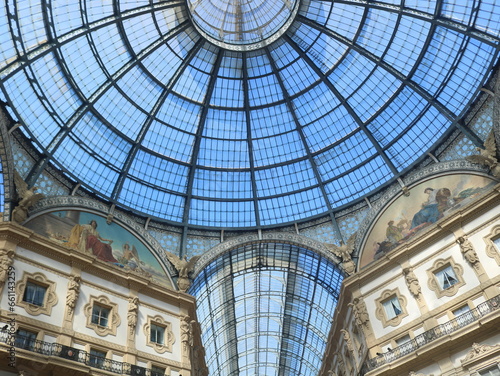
top-left (360, 174), bottom-right (496, 268)
top-left (25, 210), bottom-right (172, 287)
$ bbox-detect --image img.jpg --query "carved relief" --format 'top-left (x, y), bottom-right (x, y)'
top-left (165, 253), bottom-right (200, 292)
top-left (127, 296), bottom-right (139, 336)
top-left (0, 248), bottom-right (14, 287)
top-left (340, 329), bottom-right (355, 356)
top-left (66, 275), bottom-right (80, 318)
top-left (456, 236), bottom-right (480, 269)
top-left (181, 315), bottom-right (194, 357)
top-left (461, 342), bottom-right (500, 363)
top-left (403, 267), bottom-right (421, 300)
top-left (324, 233), bottom-right (357, 275)
top-left (348, 297), bottom-right (370, 328)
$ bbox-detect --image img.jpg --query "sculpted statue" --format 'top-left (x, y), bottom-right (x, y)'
top-left (456, 236), bottom-right (479, 266)
top-left (403, 267), bottom-right (421, 299)
top-left (0, 249), bottom-right (14, 286)
top-left (340, 329), bottom-right (355, 354)
top-left (465, 130), bottom-right (500, 178)
top-left (165, 253), bottom-right (201, 292)
top-left (348, 297), bottom-right (369, 328)
top-left (12, 170), bottom-right (44, 224)
top-left (127, 296), bottom-right (139, 335)
top-left (325, 233), bottom-right (357, 275)
top-left (180, 315), bottom-right (193, 355)
top-left (66, 275), bottom-right (81, 316)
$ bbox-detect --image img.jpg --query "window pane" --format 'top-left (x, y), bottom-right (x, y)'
top-left (23, 282), bottom-right (46, 306)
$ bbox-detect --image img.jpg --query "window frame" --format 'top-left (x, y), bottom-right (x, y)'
top-left (143, 315), bottom-right (174, 354)
top-left (427, 257), bottom-right (465, 298)
top-left (84, 295), bottom-right (121, 336)
top-left (16, 272), bottom-right (58, 316)
top-left (375, 288), bottom-right (408, 328)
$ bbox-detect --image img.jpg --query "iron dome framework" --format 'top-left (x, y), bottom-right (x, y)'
top-left (189, 242), bottom-right (344, 376)
top-left (0, 0), bottom-right (498, 231)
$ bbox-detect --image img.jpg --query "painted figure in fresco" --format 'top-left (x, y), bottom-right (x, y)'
top-left (386, 220), bottom-right (404, 243)
top-left (68, 220), bottom-right (117, 262)
top-left (118, 243), bottom-right (141, 270)
top-left (410, 187), bottom-right (452, 229)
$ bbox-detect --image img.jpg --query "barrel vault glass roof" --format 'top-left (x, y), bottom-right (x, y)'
top-left (0, 1), bottom-right (499, 229)
top-left (190, 243), bottom-right (344, 376)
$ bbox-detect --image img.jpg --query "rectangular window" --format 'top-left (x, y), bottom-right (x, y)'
top-left (23, 281), bottom-right (47, 306)
top-left (452, 305), bottom-right (470, 316)
top-left (150, 323), bottom-right (165, 344)
top-left (395, 334), bottom-right (411, 346)
top-left (91, 304), bottom-right (110, 327)
top-left (89, 348), bottom-right (106, 368)
top-left (15, 329), bottom-right (37, 350)
top-left (479, 364), bottom-right (500, 376)
top-left (434, 265), bottom-right (458, 290)
top-left (151, 365), bottom-right (166, 376)
top-left (382, 296), bottom-right (402, 320)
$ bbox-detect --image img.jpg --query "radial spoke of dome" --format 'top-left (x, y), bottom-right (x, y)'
top-left (297, 15), bottom-right (487, 148)
top-left (179, 48), bottom-right (225, 256)
top-left (318, 0), bottom-right (500, 46)
top-left (41, 21), bottom-right (190, 163)
top-left (262, 44), bottom-right (345, 239)
top-left (1, 0), bottom-right (185, 80)
top-left (284, 35), bottom-right (399, 180)
top-left (241, 52), bottom-right (261, 227)
top-left (110, 39), bottom-right (206, 202)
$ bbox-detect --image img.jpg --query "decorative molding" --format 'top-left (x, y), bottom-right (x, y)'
top-left (142, 315), bottom-right (175, 354)
top-left (484, 224), bottom-right (500, 265)
top-left (15, 271), bottom-right (58, 316)
top-left (375, 288), bottom-right (408, 328)
top-left (461, 342), bottom-right (500, 368)
top-left (83, 295), bottom-right (121, 337)
top-left (426, 257), bottom-right (465, 298)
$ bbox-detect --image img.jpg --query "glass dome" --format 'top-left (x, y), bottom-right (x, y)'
top-left (0, 0), bottom-right (499, 229)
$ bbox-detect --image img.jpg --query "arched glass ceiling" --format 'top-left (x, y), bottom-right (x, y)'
top-left (189, 242), bottom-right (344, 376)
top-left (0, 0), bottom-right (499, 229)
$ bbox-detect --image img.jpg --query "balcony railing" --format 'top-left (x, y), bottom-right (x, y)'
top-left (0, 333), bottom-right (165, 376)
top-left (363, 294), bottom-right (500, 373)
